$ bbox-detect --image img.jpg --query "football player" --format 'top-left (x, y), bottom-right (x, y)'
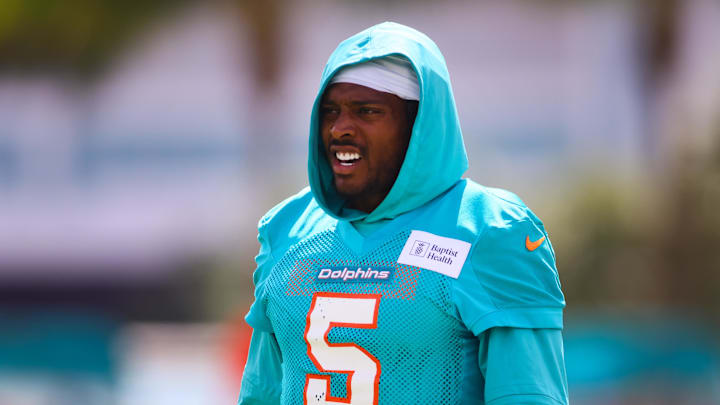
top-left (238, 22), bottom-right (568, 405)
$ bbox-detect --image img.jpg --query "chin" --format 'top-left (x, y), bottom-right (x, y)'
top-left (333, 181), bottom-right (366, 199)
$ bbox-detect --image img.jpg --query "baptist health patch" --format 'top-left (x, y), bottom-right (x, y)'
top-left (397, 230), bottom-right (471, 279)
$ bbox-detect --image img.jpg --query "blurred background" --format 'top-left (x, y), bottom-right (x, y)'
top-left (0, 0), bottom-right (719, 404)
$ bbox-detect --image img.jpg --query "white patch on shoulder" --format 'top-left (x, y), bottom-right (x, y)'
top-left (397, 230), bottom-right (471, 279)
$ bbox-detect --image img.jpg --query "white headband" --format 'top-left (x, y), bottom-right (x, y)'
top-left (328, 55), bottom-right (420, 101)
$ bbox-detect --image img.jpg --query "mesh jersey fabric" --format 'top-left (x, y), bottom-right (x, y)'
top-left (239, 329), bottom-right (567, 405)
top-left (242, 180), bottom-right (566, 404)
top-left (264, 228), bottom-right (467, 404)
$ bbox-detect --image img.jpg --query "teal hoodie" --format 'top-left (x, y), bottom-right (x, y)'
top-left (240, 22), bottom-right (567, 405)
top-left (308, 21), bottom-right (468, 223)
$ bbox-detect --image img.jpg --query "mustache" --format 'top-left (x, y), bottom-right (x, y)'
top-left (328, 139), bottom-right (360, 148)
top-left (327, 140), bottom-right (365, 155)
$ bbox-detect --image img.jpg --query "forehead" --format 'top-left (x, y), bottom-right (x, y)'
top-left (322, 83), bottom-right (403, 105)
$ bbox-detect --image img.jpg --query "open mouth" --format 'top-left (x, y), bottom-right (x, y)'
top-left (336, 151), bottom-right (362, 166)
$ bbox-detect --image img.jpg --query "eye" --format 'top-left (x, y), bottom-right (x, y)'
top-left (321, 106), bottom-right (339, 116)
top-left (359, 107), bottom-right (381, 115)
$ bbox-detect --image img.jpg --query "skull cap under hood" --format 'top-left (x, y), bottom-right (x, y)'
top-left (308, 22), bottom-right (469, 223)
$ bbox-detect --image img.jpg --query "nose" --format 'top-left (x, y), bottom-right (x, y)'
top-left (329, 109), bottom-right (354, 139)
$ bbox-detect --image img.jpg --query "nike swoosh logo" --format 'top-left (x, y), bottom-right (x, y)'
top-left (526, 235), bottom-right (546, 251)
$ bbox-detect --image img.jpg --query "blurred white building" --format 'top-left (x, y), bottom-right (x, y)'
top-left (0, 0), bottom-right (718, 281)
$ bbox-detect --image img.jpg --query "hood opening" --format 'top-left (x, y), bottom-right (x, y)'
top-left (308, 22), bottom-right (468, 223)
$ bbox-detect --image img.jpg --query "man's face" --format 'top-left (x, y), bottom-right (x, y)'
top-left (320, 83), bottom-right (415, 213)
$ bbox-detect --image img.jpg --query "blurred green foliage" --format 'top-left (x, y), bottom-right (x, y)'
top-left (0, 0), bottom-right (191, 77)
top-left (557, 128), bottom-right (720, 324)
top-left (660, 133), bottom-right (720, 321)
top-left (0, 0), bottom-right (284, 87)
top-left (554, 176), bottom-right (664, 310)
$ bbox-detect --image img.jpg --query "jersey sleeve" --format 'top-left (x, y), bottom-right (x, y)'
top-left (453, 217), bottom-right (565, 335)
top-left (245, 221), bottom-right (276, 332)
top-left (237, 330), bottom-right (283, 405)
top-left (479, 327), bottom-right (568, 405)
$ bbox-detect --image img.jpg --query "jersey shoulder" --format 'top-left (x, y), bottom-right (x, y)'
top-left (460, 179), bottom-right (556, 271)
top-left (258, 187), bottom-right (334, 255)
top-left (415, 179), bottom-right (542, 244)
top-left (460, 180), bottom-right (540, 230)
top-left (452, 180), bottom-right (564, 332)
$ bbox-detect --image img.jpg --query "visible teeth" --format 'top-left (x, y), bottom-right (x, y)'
top-left (336, 152), bottom-right (361, 162)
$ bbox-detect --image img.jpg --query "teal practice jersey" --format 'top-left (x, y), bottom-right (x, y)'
top-left (240, 22), bottom-right (567, 405)
top-left (246, 182), bottom-right (565, 404)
